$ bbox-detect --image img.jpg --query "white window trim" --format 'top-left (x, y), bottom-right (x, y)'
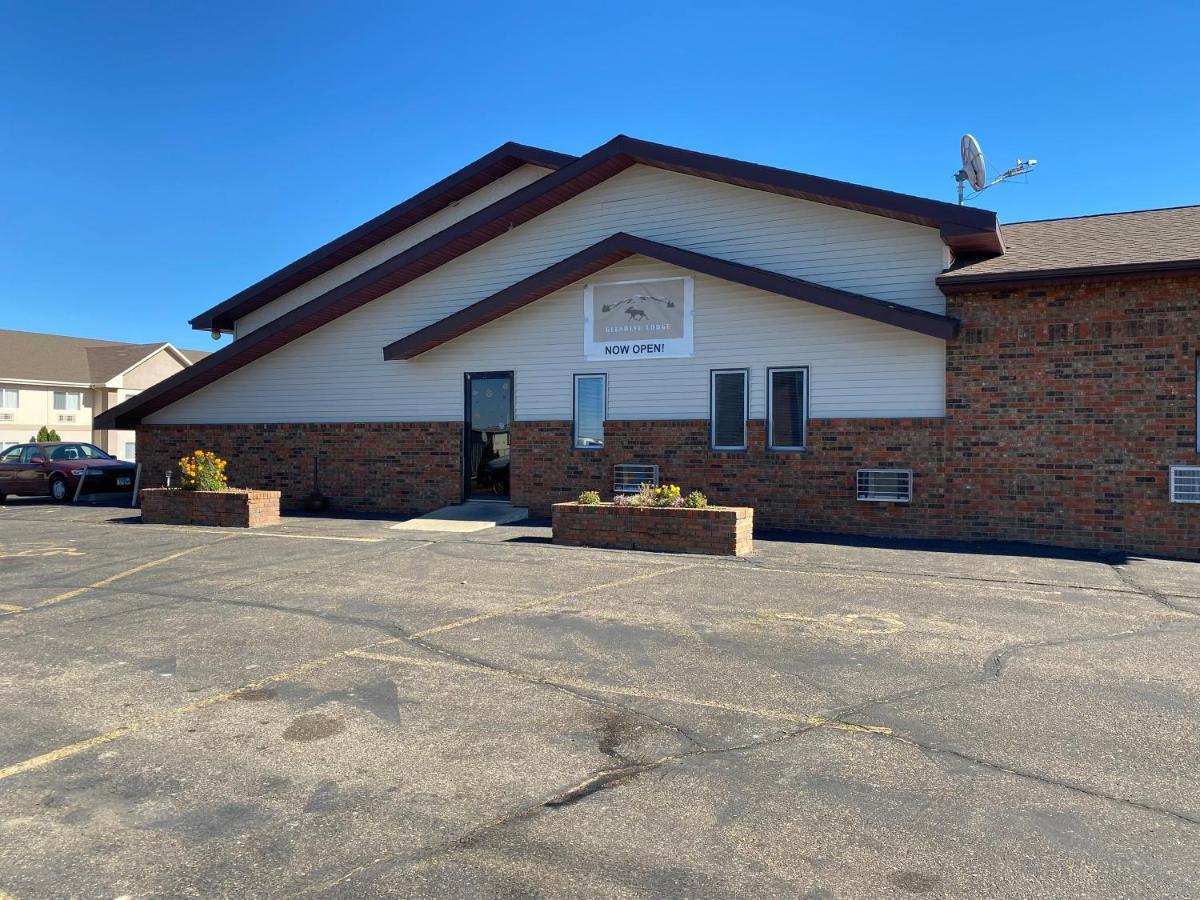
top-left (0, 387), bottom-right (17, 409)
top-left (710, 369), bottom-right (749, 451)
top-left (572, 373), bottom-right (607, 450)
top-left (767, 366), bottom-right (810, 451)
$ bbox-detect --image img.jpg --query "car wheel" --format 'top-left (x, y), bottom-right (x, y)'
top-left (49, 475), bottom-right (69, 503)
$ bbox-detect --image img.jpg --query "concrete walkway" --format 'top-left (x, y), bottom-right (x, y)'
top-left (389, 500), bottom-right (529, 533)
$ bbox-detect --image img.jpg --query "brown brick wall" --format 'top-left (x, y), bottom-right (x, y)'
top-left (552, 502), bottom-right (753, 556)
top-left (944, 274), bottom-right (1199, 558)
top-left (137, 423), bottom-right (461, 514)
top-left (512, 418), bottom-right (945, 536)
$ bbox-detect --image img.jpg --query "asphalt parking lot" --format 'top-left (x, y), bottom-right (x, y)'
top-left (0, 499), bottom-right (1197, 898)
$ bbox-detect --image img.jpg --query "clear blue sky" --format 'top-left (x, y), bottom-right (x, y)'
top-left (2, 1), bottom-right (1197, 350)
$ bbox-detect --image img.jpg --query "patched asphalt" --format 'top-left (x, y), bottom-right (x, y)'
top-left (0, 498), bottom-right (1197, 898)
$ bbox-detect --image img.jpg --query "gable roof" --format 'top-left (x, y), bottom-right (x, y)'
top-left (938, 205), bottom-right (1200, 291)
top-left (0, 330), bottom-right (206, 385)
top-left (191, 142), bottom-right (576, 331)
top-left (99, 135), bottom-right (997, 429)
top-left (384, 233), bottom-right (958, 361)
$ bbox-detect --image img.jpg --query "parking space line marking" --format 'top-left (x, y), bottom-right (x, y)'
top-left (410, 563), bottom-right (702, 639)
top-left (0, 604), bottom-right (26, 613)
top-left (345, 649), bottom-right (893, 735)
top-left (0, 727), bottom-right (136, 781)
top-left (186, 530), bottom-right (384, 543)
top-left (4, 540), bottom-right (232, 618)
top-left (0, 561), bottom-right (698, 782)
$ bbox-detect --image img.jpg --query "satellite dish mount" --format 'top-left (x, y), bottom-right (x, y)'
top-left (955, 133), bottom-right (1037, 205)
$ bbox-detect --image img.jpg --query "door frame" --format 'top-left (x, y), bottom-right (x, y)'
top-left (462, 371), bottom-right (514, 501)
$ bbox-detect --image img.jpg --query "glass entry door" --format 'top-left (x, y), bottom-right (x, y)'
top-left (464, 372), bottom-right (512, 499)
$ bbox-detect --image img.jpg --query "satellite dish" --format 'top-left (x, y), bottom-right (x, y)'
top-left (960, 134), bottom-right (986, 191)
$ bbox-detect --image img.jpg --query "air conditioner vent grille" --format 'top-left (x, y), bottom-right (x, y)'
top-left (857, 468), bottom-right (913, 503)
top-left (614, 463), bottom-right (660, 494)
top-left (1170, 466), bottom-right (1200, 503)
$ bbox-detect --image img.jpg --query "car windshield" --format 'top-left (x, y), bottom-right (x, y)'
top-left (46, 444), bottom-right (115, 462)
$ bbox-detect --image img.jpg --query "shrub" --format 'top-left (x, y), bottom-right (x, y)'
top-left (33, 426), bottom-right (61, 442)
top-left (178, 450), bottom-right (228, 491)
top-left (629, 483), bottom-right (683, 508)
top-left (684, 490), bottom-right (708, 509)
top-left (577, 490), bottom-right (601, 505)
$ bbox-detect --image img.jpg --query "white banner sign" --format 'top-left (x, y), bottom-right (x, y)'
top-left (583, 277), bottom-right (694, 360)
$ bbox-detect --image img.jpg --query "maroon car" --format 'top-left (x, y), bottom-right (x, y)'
top-left (0, 442), bottom-right (138, 503)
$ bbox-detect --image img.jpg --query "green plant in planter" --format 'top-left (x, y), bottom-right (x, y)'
top-left (684, 490), bottom-right (708, 508)
top-left (33, 426), bottom-right (61, 442)
top-left (178, 450), bottom-right (229, 491)
top-left (577, 490), bottom-right (601, 505)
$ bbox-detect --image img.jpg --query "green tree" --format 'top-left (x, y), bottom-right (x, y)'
top-left (32, 426), bottom-right (61, 442)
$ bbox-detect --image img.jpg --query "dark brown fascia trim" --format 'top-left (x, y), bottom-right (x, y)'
top-left (937, 258), bottom-right (1200, 294)
top-left (382, 233), bottom-right (959, 360)
top-left (191, 142), bottom-right (577, 331)
top-left (615, 136), bottom-right (1000, 244)
top-left (196, 134), bottom-right (1000, 332)
top-left (107, 136), bottom-right (985, 428)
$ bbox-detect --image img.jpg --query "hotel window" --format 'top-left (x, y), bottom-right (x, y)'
top-left (53, 391), bottom-right (82, 411)
top-left (710, 369), bottom-right (748, 450)
top-left (768, 368), bottom-right (809, 450)
top-left (0, 388), bottom-right (16, 408)
top-left (124, 441), bottom-right (137, 461)
top-left (573, 374), bottom-right (606, 449)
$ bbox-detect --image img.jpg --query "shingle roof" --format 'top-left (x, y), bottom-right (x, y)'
top-left (939, 206), bottom-right (1200, 288)
top-left (0, 329), bottom-right (207, 384)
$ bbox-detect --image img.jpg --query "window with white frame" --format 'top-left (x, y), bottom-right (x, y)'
top-left (768, 367), bottom-right (808, 450)
top-left (124, 441), bottom-right (137, 461)
top-left (53, 391), bottom-right (82, 411)
top-left (0, 388), bottom-right (16, 409)
top-left (711, 369), bottom-right (748, 450)
top-left (573, 374), bottom-right (606, 449)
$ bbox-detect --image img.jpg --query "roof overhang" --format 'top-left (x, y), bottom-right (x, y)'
top-left (938, 258), bottom-right (1200, 294)
top-left (191, 142), bottom-right (577, 332)
top-left (383, 233), bottom-right (959, 360)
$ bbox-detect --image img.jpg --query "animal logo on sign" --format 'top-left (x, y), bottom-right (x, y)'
top-left (624, 307), bottom-right (648, 321)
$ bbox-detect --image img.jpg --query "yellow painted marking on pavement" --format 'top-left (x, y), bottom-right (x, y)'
top-left (0, 888), bottom-right (19, 900)
top-left (187, 530), bottom-right (383, 543)
top-left (15, 542), bottom-right (226, 615)
top-left (0, 546), bottom-right (84, 559)
top-left (410, 563), bottom-right (701, 639)
top-left (0, 604), bottom-right (26, 614)
top-left (0, 726), bottom-right (136, 781)
top-left (0, 562), bottom-right (696, 781)
top-left (346, 649), bottom-right (893, 736)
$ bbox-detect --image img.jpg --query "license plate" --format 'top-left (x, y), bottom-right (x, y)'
top-left (116, 477), bottom-right (131, 486)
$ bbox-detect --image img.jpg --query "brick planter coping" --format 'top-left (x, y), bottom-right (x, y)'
top-left (140, 488), bottom-right (282, 528)
top-left (552, 502), bottom-right (753, 556)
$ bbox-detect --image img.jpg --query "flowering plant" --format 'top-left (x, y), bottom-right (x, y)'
top-left (178, 450), bottom-right (228, 492)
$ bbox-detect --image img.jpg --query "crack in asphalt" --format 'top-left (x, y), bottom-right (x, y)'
top-left (1107, 562), bottom-right (1200, 616)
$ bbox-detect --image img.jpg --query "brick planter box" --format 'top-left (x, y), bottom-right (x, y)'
top-left (140, 488), bottom-right (281, 528)
top-left (552, 502), bottom-right (753, 556)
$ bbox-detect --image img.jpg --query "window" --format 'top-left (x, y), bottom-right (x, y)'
top-left (0, 388), bottom-right (16, 408)
top-left (710, 369), bottom-right (748, 450)
top-left (1170, 466), bottom-right (1200, 504)
top-left (47, 444), bottom-right (113, 462)
top-left (124, 441), bottom-right (137, 461)
top-left (768, 368), bottom-right (808, 450)
top-left (53, 391), bottom-right (82, 411)
top-left (0, 445), bottom-right (22, 461)
top-left (20, 446), bottom-right (44, 464)
top-left (573, 374), bottom-right (606, 449)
